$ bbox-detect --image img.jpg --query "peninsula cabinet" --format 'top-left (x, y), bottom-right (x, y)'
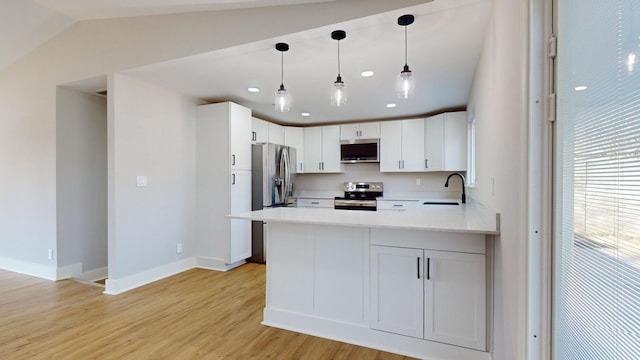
top-left (303, 125), bottom-right (344, 173)
top-left (196, 102), bottom-right (252, 269)
top-left (380, 119), bottom-right (425, 172)
top-left (424, 111), bottom-right (468, 172)
top-left (370, 245), bottom-right (486, 351)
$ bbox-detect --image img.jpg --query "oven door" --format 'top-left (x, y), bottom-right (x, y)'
top-left (334, 198), bottom-right (377, 211)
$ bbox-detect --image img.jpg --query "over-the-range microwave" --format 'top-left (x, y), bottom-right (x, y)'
top-left (340, 138), bottom-right (380, 163)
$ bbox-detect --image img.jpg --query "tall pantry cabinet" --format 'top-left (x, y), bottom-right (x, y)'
top-left (196, 102), bottom-right (252, 270)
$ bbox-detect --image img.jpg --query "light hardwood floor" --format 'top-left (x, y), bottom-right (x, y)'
top-left (0, 264), bottom-right (415, 359)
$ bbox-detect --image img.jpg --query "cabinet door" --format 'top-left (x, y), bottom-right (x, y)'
top-left (424, 250), bottom-right (486, 350)
top-left (424, 114), bottom-right (445, 171)
top-left (230, 103), bottom-right (252, 170)
top-left (340, 123), bottom-right (360, 140)
top-left (359, 122), bottom-right (380, 139)
top-left (443, 112), bottom-right (467, 171)
top-left (268, 122), bottom-right (285, 145)
top-left (284, 126), bottom-right (304, 173)
top-left (380, 121), bottom-right (403, 172)
top-left (401, 118), bottom-right (426, 171)
top-left (370, 245), bottom-right (424, 338)
top-left (320, 125), bottom-right (342, 172)
top-left (229, 170), bottom-right (251, 263)
top-left (303, 126), bottom-right (323, 173)
top-left (252, 117), bottom-right (269, 144)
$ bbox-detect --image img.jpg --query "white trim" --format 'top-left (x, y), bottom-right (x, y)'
top-left (56, 262), bottom-right (82, 280)
top-left (74, 266), bottom-right (108, 282)
top-left (263, 308), bottom-right (492, 360)
top-left (195, 256), bottom-right (246, 272)
top-left (104, 257), bottom-right (196, 295)
top-left (0, 256), bottom-right (57, 280)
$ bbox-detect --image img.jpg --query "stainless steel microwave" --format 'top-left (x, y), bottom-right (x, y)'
top-left (340, 138), bottom-right (380, 163)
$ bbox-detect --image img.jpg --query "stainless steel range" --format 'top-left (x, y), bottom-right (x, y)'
top-left (334, 182), bottom-right (383, 211)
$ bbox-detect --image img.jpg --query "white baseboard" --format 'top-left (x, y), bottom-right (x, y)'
top-left (56, 263), bottom-right (82, 280)
top-left (263, 308), bottom-right (492, 360)
top-left (196, 256), bottom-right (246, 272)
top-left (0, 256), bottom-right (57, 280)
top-left (104, 257), bottom-right (196, 295)
top-left (74, 266), bottom-right (108, 282)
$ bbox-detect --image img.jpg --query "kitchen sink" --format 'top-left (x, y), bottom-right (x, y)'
top-left (423, 201), bottom-right (459, 205)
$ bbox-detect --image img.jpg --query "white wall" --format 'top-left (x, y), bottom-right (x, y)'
top-left (109, 73), bottom-right (197, 281)
top-left (56, 86), bottom-right (107, 275)
top-left (467, 0), bottom-right (528, 359)
top-left (0, 0), bottom-right (426, 277)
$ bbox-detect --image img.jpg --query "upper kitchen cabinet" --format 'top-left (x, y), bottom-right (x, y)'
top-left (252, 117), bottom-right (269, 144)
top-left (340, 122), bottom-right (380, 141)
top-left (304, 125), bottom-right (344, 173)
top-left (252, 117), bottom-right (285, 145)
top-left (284, 126), bottom-right (304, 173)
top-left (227, 103), bottom-right (252, 170)
top-left (380, 119), bottom-right (425, 172)
top-left (424, 111), bottom-right (467, 172)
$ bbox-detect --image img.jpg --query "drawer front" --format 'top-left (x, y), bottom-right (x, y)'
top-left (296, 198), bottom-right (334, 208)
top-left (377, 200), bottom-right (418, 211)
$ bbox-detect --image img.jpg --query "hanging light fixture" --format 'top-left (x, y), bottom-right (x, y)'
top-left (331, 30), bottom-right (347, 107)
top-left (275, 42), bottom-right (291, 112)
top-left (397, 14), bottom-right (415, 99)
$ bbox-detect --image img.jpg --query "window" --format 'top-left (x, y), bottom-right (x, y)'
top-left (554, 0), bottom-right (640, 358)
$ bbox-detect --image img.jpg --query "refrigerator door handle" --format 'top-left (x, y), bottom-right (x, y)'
top-left (281, 148), bottom-right (291, 204)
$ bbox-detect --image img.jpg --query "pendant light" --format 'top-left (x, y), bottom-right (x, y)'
top-left (331, 30), bottom-right (347, 107)
top-left (397, 14), bottom-right (415, 99)
top-left (275, 42), bottom-right (291, 112)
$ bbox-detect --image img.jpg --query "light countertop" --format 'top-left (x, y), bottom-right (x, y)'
top-left (229, 200), bottom-right (500, 234)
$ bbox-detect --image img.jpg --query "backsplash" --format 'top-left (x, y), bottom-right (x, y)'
top-left (295, 163), bottom-right (464, 198)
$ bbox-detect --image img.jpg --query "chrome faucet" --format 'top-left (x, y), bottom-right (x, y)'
top-left (444, 172), bottom-right (466, 204)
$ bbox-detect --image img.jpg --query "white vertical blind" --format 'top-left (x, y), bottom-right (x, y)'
top-left (555, 0), bottom-right (640, 358)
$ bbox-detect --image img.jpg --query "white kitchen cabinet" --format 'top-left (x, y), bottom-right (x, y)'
top-left (340, 122), bottom-right (380, 140)
top-left (252, 117), bottom-right (269, 144)
top-left (196, 102), bottom-right (252, 268)
top-left (284, 126), bottom-right (304, 173)
top-left (380, 119), bottom-right (425, 172)
top-left (304, 125), bottom-right (344, 173)
top-left (370, 245), bottom-right (486, 351)
top-left (424, 112), bottom-right (467, 172)
top-left (268, 122), bottom-right (285, 145)
top-left (296, 197), bottom-right (333, 208)
top-left (376, 199), bottom-right (419, 211)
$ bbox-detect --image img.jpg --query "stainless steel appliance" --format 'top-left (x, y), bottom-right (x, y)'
top-left (334, 182), bottom-right (383, 211)
top-left (340, 139), bottom-right (380, 163)
top-left (249, 143), bottom-right (296, 263)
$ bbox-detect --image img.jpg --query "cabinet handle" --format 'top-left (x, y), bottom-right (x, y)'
top-left (425, 159), bottom-right (428, 169)
top-left (402, 160), bottom-right (405, 169)
top-left (311, 201), bottom-right (320, 205)
top-left (319, 162), bottom-right (322, 171)
top-left (426, 257), bottom-right (431, 280)
top-left (398, 160), bottom-right (402, 169)
top-left (417, 257), bottom-right (421, 279)
top-left (232, 154), bottom-right (236, 166)
top-left (321, 162), bottom-right (325, 171)
top-left (232, 173), bottom-right (236, 185)
top-left (300, 163), bottom-right (303, 171)
top-left (393, 204), bottom-right (403, 207)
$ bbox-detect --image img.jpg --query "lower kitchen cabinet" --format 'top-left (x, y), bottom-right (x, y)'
top-left (370, 245), bottom-right (486, 351)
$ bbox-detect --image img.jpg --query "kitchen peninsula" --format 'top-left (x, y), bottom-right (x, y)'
top-left (230, 201), bottom-right (499, 360)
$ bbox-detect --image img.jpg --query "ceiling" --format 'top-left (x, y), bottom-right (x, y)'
top-left (3, 0), bottom-right (492, 126)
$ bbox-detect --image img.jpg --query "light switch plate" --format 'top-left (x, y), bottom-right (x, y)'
top-left (136, 176), bottom-right (148, 187)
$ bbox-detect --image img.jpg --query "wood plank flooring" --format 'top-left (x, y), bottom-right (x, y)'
top-left (0, 264), bottom-right (415, 359)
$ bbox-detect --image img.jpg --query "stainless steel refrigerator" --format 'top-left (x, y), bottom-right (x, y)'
top-left (249, 143), bottom-right (296, 263)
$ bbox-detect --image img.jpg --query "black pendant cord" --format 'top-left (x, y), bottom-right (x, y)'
top-left (404, 24), bottom-right (409, 67)
top-left (280, 51), bottom-right (284, 87)
top-left (337, 40), bottom-right (341, 78)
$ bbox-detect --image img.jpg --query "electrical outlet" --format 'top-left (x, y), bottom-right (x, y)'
top-left (47, 249), bottom-right (53, 260)
top-left (176, 243), bottom-right (183, 254)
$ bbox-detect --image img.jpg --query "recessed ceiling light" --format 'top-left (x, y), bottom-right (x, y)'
top-left (386, 103), bottom-right (397, 108)
top-left (361, 70), bottom-right (374, 77)
top-left (574, 86), bottom-right (587, 91)
top-left (301, 112), bottom-right (311, 117)
top-left (248, 87), bottom-right (260, 93)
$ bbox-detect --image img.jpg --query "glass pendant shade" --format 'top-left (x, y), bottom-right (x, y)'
top-left (331, 76), bottom-right (346, 106)
top-left (275, 84), bottom-right (291, 112)
top-left (397, 65), bottom-right (415, 99)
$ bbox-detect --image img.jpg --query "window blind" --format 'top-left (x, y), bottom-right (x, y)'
top-left (555, 0), bottom-right (640, 358)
